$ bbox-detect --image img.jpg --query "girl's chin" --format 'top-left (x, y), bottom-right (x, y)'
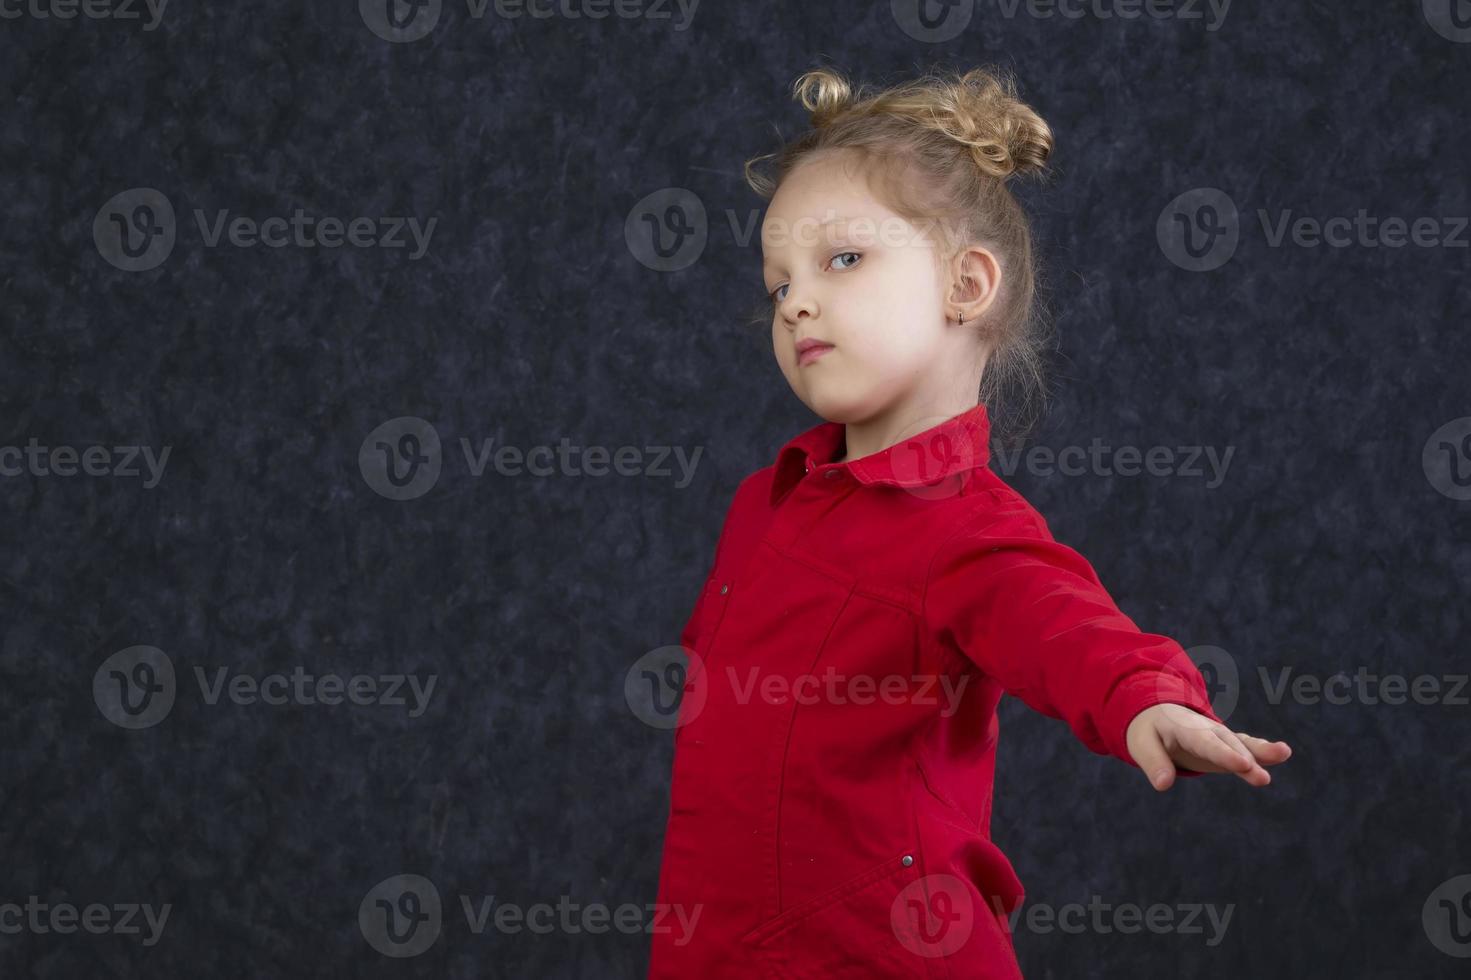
top-left (797, 388), bottom-right (878, 426)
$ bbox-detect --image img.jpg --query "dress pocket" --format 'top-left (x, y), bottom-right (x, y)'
top-left (738, 849), bottom-right (932, 979)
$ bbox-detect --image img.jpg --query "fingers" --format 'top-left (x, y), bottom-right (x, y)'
top-left (1132, 708), bottom-right (1294, 793)
top-left (1180, 727), bottom-right (1269, 786)
top-left (1129, 721), bottom-right (1180, 793)
top-left (1211, 728), bottom-right (1257, 771)
top-left (1233, 731), bottom-right (1293, 765)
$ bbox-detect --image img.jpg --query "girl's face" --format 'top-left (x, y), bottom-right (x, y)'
top-left (761, 151), bottom-right (970, 429)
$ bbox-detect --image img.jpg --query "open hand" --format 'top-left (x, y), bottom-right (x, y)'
top-left (1125, 702), bottom-right (1292, 792)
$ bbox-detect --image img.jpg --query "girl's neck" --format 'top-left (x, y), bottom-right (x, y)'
top-left (838, 397), bottom-right (980, 466)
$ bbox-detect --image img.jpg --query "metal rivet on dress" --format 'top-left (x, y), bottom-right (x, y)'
top-left (719, 584), bottom-right (729, 595)
top-left (901, 855), bottom-right (913, 867)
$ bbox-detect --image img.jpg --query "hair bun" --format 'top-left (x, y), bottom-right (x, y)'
top-left (787, 65), bottom-right (1052, 181)
top-left (941, 69), bottom-right (1053, 180)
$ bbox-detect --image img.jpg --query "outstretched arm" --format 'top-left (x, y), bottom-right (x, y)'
top-left (924, 498), bottom-right (1293, 791)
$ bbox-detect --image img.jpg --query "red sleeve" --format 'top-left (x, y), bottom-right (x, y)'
top-left (922, 498), bottom-right (1224, 778)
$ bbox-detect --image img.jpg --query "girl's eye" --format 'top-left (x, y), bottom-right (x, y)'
top-left (768, 252), bottom-right (861, 304)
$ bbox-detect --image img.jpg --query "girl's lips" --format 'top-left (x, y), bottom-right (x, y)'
top-left (797, 344), bottom-right (834, 366)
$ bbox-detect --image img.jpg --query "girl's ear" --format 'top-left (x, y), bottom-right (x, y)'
top-left (948, 244), bottom-right (1002, 320)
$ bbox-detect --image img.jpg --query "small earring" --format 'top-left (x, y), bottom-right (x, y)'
top-left (955, 310), bottom-right (966, 325)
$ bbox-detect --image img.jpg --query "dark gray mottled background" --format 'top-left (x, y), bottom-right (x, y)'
top-left (2, 1), bottom-right (1468, 977)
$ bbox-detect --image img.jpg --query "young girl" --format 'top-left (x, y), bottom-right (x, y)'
top-left (649, 65), bottom-right (1292, 979)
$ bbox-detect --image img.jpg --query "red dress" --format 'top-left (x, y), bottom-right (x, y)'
top-left (649, 402), bottom-right (1223, 978)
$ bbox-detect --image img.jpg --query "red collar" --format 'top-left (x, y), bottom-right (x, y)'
top-left (769, 402), bottom-right (992, 505)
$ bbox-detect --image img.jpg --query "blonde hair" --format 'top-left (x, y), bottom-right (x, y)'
top-left (744, 64), bottom-right (1059, 444)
